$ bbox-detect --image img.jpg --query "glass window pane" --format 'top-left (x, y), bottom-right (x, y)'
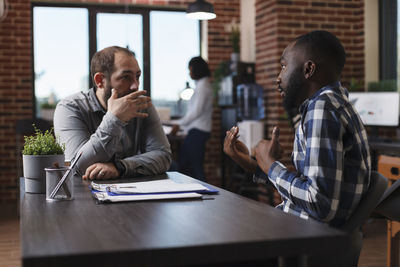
top-left (33, 7), bottom-right (89, 119)
top-left (150, 11), bottom-right (200, 117)
top-left (97, 13), bottom-right (143, 91)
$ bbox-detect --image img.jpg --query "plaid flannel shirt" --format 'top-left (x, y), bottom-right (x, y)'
top-left (255, 81), bottom-right (371, 227)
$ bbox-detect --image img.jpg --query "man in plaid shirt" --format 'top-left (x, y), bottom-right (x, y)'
top-left (224, 30), bottom-right (371, 227)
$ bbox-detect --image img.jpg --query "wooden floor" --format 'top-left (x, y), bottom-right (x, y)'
top-left (358, 218), bottom-right (387, 267)
top-left (0, 206), bottom-right (20, 267)
top-left (0, 205), bottom-right (388, 267)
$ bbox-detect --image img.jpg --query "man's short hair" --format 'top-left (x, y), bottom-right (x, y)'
top-left (189, 56), bottom-right (210, 80)
top-left (293, 30), bottom-right (346, 76)
top-left (90, 46), bottom-right (135, 87)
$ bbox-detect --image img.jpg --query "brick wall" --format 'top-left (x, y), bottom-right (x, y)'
top-left (0, 0), bottom-right (239, 203)
top-left (0, 0), bottom-right (32, 203)
top-left (255, 0), bottom-right (365, 169)
top-left (205, 0), bottom-right (240, 185)
top-left (0, 0), bottom-right (366, 203)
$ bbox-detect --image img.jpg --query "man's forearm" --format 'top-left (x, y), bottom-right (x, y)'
top-left (231, 154), bottom-right (258, 174)
top-left (121, 149), bottom-right (172, 177)
top-left (55, 107), bottom-right (126, 175)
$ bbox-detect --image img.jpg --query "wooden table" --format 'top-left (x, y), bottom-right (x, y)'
top-left (20, 172), bottom-right (347, 267)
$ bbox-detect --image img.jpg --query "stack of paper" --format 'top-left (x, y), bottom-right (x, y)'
top-left (91, 179), bottom-right (218, 203)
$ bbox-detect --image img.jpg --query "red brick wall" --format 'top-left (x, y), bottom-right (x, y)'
top-left (255, 0), bottom-right (365, 169)
top-left (205, 0), bottom-right (240, 185)
top-left (0, 0), bottom-right (239, 203)
top-left (0, 0), bottom-right (366, 203)
top-left (0, 0), bottom-right (32, 203)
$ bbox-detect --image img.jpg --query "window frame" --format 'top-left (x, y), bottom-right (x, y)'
top-left (379, 0), bottom-right (397, 80)
top-left (31, 2), bottom-right (201, 116)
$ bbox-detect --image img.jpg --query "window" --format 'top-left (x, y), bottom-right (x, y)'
top-left (97, 13), bottom-right (144, 91)
top-left (33, 7), bottom-right (89, 119)
top-left (150, 11), bottom-right (200, 116)
top-left (32, 5), bottom-right (200, 120)
top-left (380, 0), bottom-right (397, 81)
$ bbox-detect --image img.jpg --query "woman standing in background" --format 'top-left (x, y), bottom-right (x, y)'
top-left (171, 56), bottom-right (213, 181)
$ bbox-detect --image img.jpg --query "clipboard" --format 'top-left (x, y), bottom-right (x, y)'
top-left (93, 191), bottom-right (203, 203)
top-left (91, 178), bottom-right (218, 203)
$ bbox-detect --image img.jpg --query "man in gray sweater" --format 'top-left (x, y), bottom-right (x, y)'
top-left (54, 46), bottom-right (172, 180)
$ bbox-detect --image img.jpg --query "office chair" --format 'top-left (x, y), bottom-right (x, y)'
top-left (374, 178), bottom-right (400, 221)
top-left (373, 178), bottom-right (400, 267)
top-left (341, 171), bottom-right (388, 232)
top-left (307, 171), bottom-right (388, 267)
top-left (338, 171), bottom-right (388, 267)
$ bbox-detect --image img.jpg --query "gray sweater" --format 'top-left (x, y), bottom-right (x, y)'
top-left (54, 88), bottom-right (172, 178)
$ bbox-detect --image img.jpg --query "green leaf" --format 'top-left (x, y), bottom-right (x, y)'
top-left (22, 125), bottom-right (65, 155)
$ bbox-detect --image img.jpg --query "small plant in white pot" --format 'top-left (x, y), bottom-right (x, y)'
top-left (22, 127), bottom-right (65, 193)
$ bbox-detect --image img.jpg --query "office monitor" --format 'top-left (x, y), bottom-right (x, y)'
top-left (348, 92), bottom-right (400, 126)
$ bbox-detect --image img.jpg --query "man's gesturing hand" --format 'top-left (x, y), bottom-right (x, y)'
top-left (223, 126), bottom-right (258, 173)
top-left (108, 89), bottom-right (152, 122)
top-left (255, 126), bottom-right (283, 175)
top-left (223, 126), bottom-right (249, 159)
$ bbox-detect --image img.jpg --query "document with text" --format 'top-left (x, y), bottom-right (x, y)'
top-left (91, 178), bottom-right (218, 203)
top-left (91, 179), bottom-right (211, 194)
top-left (93, 191), bottom-right (203, 203)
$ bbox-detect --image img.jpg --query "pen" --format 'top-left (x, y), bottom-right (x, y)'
top-left (53, 162), bottom-right (71, 198)
top-left (49, 151), bottom-right (83, 199)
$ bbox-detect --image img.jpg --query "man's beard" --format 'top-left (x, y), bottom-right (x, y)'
top-left (103, 83), bottom-right (113, 108)
top-left (282, 67), bottom-right (305, 117)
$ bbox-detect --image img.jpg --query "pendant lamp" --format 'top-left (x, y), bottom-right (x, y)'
top-left (180, 82), bottom-right (194, 101)
top-left (186, 0), bottom-right (216, 20)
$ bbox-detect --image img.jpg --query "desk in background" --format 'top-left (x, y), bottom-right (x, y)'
top-left (20, 172), bottom-right (347, 267)
top-left (369, 141), bottom-right (400, 171)
top-left (166, 133), bottom-right (185, 164)
top-left (162, 124), bottom-right (186, 163)
top-left (370, 141), bottom-right (400, 155)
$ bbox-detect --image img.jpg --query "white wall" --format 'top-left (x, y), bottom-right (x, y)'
top-left (240, 0), bottom-right (256, 62)
top-left (364, 0), bottom-right (379, 86)
top-left (201, 20), bottom-right (208, 60)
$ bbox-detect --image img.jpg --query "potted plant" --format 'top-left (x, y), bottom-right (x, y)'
top-left (368, 79), bottom-right (397, 92)
top-left (40, 102), bottom-right (57, 121)
top-left (348, 78), bottom-right (363, 91)
top-left (212, 61), bottom-right (231, 97)
top-left (22, 127), bottom-right (65, 193)
top-left (225, 19), bottom-right (240, 62)
top-left (39, 92), bottom-right (58, 121)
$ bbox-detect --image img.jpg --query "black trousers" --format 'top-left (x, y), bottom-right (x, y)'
top-left (178, 128), bottom-right (210, 181)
